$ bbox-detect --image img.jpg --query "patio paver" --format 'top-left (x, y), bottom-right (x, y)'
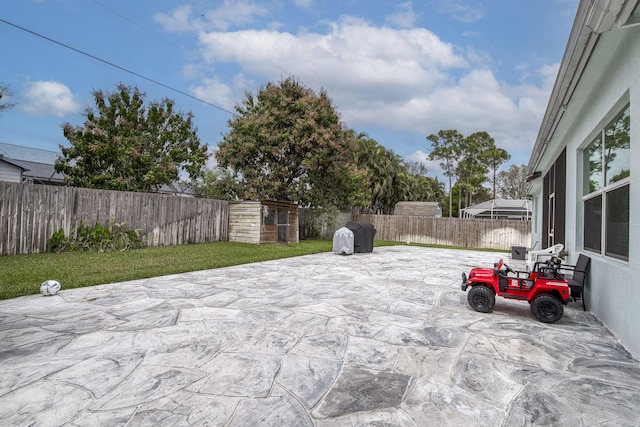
top-left (1, 246), bottom-right (639, 426)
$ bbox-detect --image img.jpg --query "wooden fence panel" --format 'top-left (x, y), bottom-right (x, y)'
top-left (2, 181), bottom-right (530, 255)
top-left (352, 214), bottom-right (530, 250)
top-left (297, 209), bottom-right (530, 250)
top-left (0, 182), bottom-right (229, 255)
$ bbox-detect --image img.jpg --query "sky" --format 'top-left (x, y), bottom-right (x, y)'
top-left (1, 0), bottom-right (579, 181)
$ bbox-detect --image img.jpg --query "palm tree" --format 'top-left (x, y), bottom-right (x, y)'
top-left (355, 133), bottom-right (408, 214)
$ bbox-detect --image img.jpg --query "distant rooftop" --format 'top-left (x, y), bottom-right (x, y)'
top-left (0, 141), bottom-right (192, 194)
top-left (0, 141), bottom-right (60, 164)
top-left (0, 142), bottom-right (65, 184)
top-left (460, 199), bottom-right (532, 220)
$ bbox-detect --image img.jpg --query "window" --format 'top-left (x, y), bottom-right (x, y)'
top-left (543, 149), bottom-right (566, 247)
top-left (582, 104), bottom-right (630, 261)
top-left (583, 195), bottom-right (602, 252)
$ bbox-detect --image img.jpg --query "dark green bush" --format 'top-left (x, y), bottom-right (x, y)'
top-left (49, 219), bottom-right (145, 253)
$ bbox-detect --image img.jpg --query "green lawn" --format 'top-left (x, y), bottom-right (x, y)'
top-left (0, 240), bottom-right (504, 300)
top-left (0, 240), bottom-right (332, 300)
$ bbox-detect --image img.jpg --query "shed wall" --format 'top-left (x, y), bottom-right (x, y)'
top-left (229, 202), bottom-right (261, 244)
top-left (229, 201), bottom-right (299, 244)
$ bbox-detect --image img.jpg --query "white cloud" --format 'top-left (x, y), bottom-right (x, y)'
top-left (198, 16), bottom-right (467, 101)
top-left (184, 13), bottom-right (556, 161)
top-left (154, 5), bottom-right (193, 32)
top-left (386, 2), bottom-right (419, 28)
top-left (189, 76), bottom-right (236, 111)
top-left (22, 81), bottom-right (81, 117)
top-left (438, 0), bottom-right (484, 23)
top-left (154, 1), bottom-right (270, 33)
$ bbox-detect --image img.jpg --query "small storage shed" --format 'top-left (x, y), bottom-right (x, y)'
top-left (394, 201), bottom-right (441, 217)
top-left (229, 200), bottom-right (299, 244)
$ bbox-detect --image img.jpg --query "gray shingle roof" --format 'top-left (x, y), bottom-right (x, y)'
top-left (0, 142), bottom-right (64, 184)
top-left (0, 142), bottom-right (60, 164)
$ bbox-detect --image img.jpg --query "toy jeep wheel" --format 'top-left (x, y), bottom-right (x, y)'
top-left (531, 294), bottom-right (564, 323)
top-left (467, 286), bottom-right (495, 313)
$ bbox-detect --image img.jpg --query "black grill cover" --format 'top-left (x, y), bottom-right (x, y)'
top-left (346, 222), bottom-right (376, 253)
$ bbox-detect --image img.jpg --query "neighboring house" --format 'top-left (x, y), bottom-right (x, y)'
top-left (527, 0), bottom-right (639, 357)
top-left (460, 199), bottom-right (532, 220)
top-left (0, 154), bottom-right (28, 183)
top-left (0, 142), bottom-right (65, 185)
top-left (0, 141), bottom-right (193, 195)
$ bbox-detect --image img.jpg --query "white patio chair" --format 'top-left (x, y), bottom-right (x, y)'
top-left (526, 243), bottom-right (564, 271)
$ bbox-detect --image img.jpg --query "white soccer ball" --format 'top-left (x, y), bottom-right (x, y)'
top-left (40, 280), bottom-right (61, 296)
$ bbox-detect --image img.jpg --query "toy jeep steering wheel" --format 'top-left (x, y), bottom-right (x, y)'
top-left (497, 258), bottom-right (514, 274)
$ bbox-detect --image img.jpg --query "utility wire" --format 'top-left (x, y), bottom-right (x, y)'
top-left (90, 0), bottom-right (260, 93)
top-left (0, 17), bottom-right (237, 116)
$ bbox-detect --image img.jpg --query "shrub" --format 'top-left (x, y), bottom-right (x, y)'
top-left (49, 219), bottom-right (145, 253)
top-left (309, 205), bottom-right (343, 239)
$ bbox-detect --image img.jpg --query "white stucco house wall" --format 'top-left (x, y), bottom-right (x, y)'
top-left (527, 0), bottom-right (639, 358)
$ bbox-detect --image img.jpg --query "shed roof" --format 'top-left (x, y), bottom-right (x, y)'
top-left (394, 201), bottom-right (440, 216)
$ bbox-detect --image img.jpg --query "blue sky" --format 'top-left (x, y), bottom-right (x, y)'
top-left (1, 0), bottom-right (579, 179)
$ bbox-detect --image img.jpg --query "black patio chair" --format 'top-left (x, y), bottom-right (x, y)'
top-left (560, 254), bottom-right (591, 311)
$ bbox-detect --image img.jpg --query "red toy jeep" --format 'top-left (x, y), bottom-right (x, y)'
top-left (461, 257), bottom-right (573, 323)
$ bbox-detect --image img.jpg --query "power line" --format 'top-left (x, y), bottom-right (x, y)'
top-left (0, 17), bottom-right (237, 116)
top-left (90, 0), bottom-right (260, 94)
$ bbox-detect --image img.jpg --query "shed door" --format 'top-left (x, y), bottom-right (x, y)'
top-left (277, 207), bottom-right (289, 243)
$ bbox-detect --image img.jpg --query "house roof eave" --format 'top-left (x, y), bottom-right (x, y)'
top-left (527, 0), bottom-right (636, 175)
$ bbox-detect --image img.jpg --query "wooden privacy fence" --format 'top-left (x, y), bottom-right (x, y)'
top-left (0, 182), bottom-right (229, 255)
top-left (1, 182), bottom-right (530, 255)
top-left (351, 214), bottom-right (531, 250)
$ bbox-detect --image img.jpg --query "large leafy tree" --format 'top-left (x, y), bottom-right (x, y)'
top-left (216, 77), bottom-right (366, 208)
top-left (497, 164), bottom-right (528, 199)
top-left (187, 166), bottom-right (239, 200)
top-left (56, 84), bottom-right (208, 192)
top-left (427, 130), bottom-right (463, 217)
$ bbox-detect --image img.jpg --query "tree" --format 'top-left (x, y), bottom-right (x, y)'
top-left (56, 84), bottom-right (208, 192)
top-left (216, 77), bottom-right (367, 209)
top-left (354, 134), bottom-right (409, 213)
top-left (497, 164), bottom-right (528, 199)
top-left (0, 84), bottom-right (15, 116)
top-left (484, 145), bottom-right (511, 199)
top-left (456, 131), bottom-right (493, 209)
top-left (404, 161), bottom-right (445, 204)
top-left (427, 130), bottom-right (463, 217)
top-left (187, 167), bottom-right (239, 200)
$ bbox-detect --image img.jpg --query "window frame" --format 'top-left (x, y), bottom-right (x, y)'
top-left (581, 102), bottom-right (630, 262)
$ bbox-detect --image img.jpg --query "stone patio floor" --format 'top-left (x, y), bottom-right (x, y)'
top-left (1, 246), bottom-right (639, 426)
